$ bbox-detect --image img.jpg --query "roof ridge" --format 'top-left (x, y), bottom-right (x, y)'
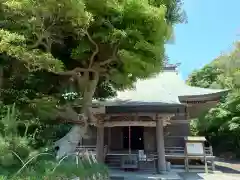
top-left (163, 63), bottom-right (181, 72)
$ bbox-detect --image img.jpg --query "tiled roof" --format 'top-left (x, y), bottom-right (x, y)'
top-left (105, 69), bottom-right (228, 106)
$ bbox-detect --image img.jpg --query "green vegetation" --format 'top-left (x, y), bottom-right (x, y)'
top-left (0, 104), bottom-right (108, 179)
top-left (187, 41), bottom-right (240, 158)
top-left (0, 0), bottom-right (184, 178)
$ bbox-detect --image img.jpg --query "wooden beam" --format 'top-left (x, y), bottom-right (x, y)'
top-left (90, 106), bottom-right (105, 114)
top-left (183, 100), bottom-right (219, 104)
top-left (104, 121), bottom-right (156, 127)
top-left (106, 113), bottom-right (175, 120)
top-left (105, 112), bottom-right (155, 119)
top-left (103, 120), bottom-right (170, 127)
top-left (169, 120), bottom-right (190, 124)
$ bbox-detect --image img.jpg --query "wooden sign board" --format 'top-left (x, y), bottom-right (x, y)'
top-left (186, 142), bottom-right (204, 155)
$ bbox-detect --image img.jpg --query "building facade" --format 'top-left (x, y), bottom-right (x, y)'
top-left (81, 64), bottom-right (228, 173)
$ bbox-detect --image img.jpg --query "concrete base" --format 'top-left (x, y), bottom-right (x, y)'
top-left (110, 169), bottom-right (181, 180)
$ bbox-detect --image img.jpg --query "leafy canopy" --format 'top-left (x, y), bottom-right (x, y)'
top-left (0, 0), bottom-right (186, 175)
top-left (0, 0), bottom-right (185, 120)
top-left (1, 0), bottom-right (184, 84)
top-left (187, 41), bottom-right (240, 156)
top-left (0, 0), bottom-right (185, 151)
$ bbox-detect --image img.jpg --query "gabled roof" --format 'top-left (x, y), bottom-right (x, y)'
top-left (115, 71), bottom-right (181, 105)
top-left (111, 67), bottom-right (228, 105)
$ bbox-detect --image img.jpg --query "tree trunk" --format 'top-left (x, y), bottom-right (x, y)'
top-left (55, 72), bottom-right (99, 160)
top-left (0, 66), bottom-right (3, 97)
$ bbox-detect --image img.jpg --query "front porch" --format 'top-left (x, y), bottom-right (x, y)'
top-left (81, 114), bottom-right (168, 173)
top-left (78, 108), bottom-right (215, 173)
top-left (77, 145), bottom-right (215, 173)
top-left (76, 110), bottom-right (174, 173)
top-left (78, 123), bottom-right (215, 173)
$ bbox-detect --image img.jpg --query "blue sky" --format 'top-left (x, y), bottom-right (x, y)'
top-left (166, 0), bottom-right (240, 79)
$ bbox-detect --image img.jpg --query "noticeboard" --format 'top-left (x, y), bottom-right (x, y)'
top-left (186, 142), bottom-right (204, 155)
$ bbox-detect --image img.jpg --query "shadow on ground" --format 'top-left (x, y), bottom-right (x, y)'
top-left (215, 164), bottom-right (240, 174)
top-left (178, 172), bottom-right (203, 180)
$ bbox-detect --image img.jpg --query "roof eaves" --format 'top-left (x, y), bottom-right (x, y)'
top-left (178, 89), bottom-right (230, 100)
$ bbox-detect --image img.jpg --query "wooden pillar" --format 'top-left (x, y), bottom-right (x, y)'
top-left (96, 124), bottom-right (104, 163)
top-left (156, 118), bottom-right (167, 173)
top-left (108, 127), bottom-right (111, 148)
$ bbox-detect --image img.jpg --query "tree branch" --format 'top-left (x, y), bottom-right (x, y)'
top-left (99, 42), bottom-right (120, 66)
top-left (56, 118), bottom-right (86, 125)
top-left (85, 31), bottom-right (99, 68)
top-left (57, 67), bottom-right (97, 76)
top-left (99, 58), bottom-right (114, 66)
top-left (29, 31), bottom-right (53, 53)
top-left (56, 105), bottom-right (88, 129)
top-left (29, 33), bottom-right (46, 49)
top-left (45, 38), bottom-right (52, 52)
top-left (29, 18), bottom-right (56, 52)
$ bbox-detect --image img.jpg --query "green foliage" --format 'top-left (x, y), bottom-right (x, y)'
top-left (0, 0), bottom-right (185, 88)
top-left (0, 0), bottom-right (185, 104)
top-left (0, 0), bottom-right (185, 175)
top-left (0, 153), bottom-right (109, 179)
top-left (12, 153), bottom-right (109, 179)
top-left (187, 41), bottom-right (240, 157)
top-left (0, 104), bottom-right (35, 169)
top-left (0, 0), bottom-right (185, 146)
top-left (187, 66), bottom-right (224, 88)
top-left (0, 0), bottom-right (185, 100)
top-left (0, 104), bottom-right (108, 179)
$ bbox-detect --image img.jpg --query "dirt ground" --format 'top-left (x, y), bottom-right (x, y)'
top-left (215, 158), bottom-right (240, 174)
top-left (179, 159), bottom-right (240, 180)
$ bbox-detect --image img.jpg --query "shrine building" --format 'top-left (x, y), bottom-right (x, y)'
top-left (80, 64), bottom-right (228, 173)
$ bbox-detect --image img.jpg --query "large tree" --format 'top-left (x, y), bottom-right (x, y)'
top-left (0, 0), bottom-right (185, 158)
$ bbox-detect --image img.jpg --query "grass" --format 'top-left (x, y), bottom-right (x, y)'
top-left (0, 152), bottom-right (109, 180)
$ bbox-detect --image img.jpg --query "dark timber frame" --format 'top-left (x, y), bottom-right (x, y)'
top-left (86, 64), bottom-right (229, 173)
